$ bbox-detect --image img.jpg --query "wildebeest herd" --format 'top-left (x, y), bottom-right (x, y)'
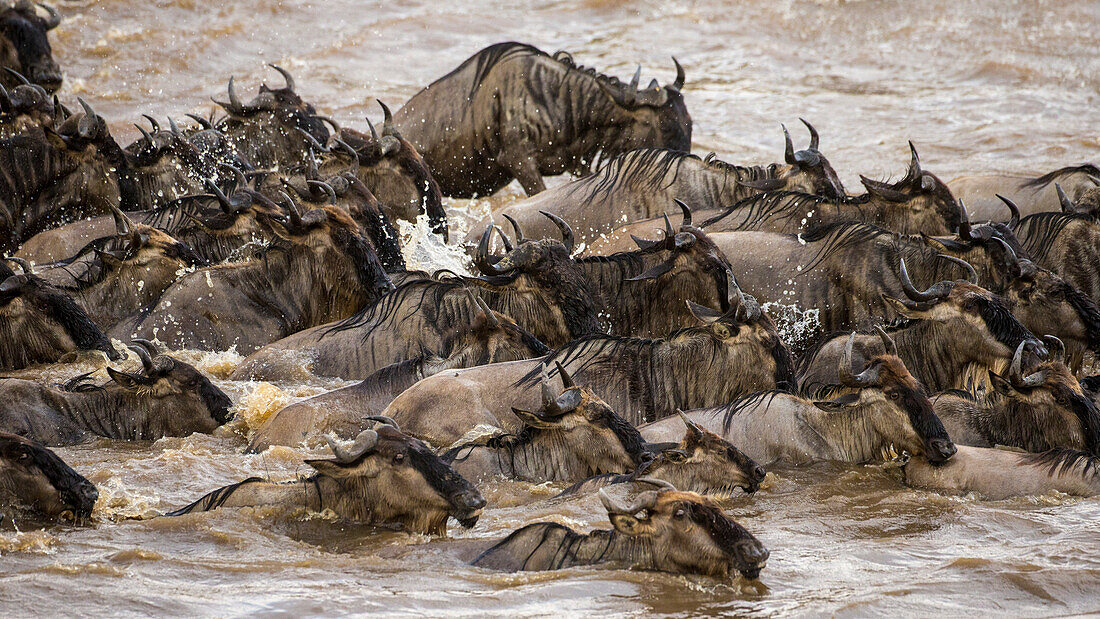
top-left (2, 8), bottom-right (1099, 583)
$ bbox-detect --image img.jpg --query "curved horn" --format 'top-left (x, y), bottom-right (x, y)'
top-left (956, 200), bottom-right (976, 241)
top-left (130, 338), bottom-right (160, 358)
top-left (782, 124), bottom-right (795, 165)
top-left (674, 199), bottom-right (692, 227)
top-left (133, 123), bottom-right (154, 147)
top-left (936, 254), bottom-right (978, 284)
top-left (365, 116), bottom-right (380, 143)
top-left (635, 477), bottom-right (677, 491)
top-left (76, 97), bottom-right (99, 139)
top-left (306, 180), bottom-right (337, 204)
top-left (205, 179), bottom-right (233, 213)
top-left (294, 127), bottom-right (329, 153)
top-left (267, 64), bottom-right (295, 91)
top-left (6, 256), bottom-right (33, 275)
top-left (278, 191), bottom-right (303, 228)
top-left (4, 68), bottom-right (30, 86)
top-left (555, 361), bottom-right (575, 389)
top-left (540, 368), bottom-right (558, 412)
top-left (377, 100), bottom-right (397, 137)
top-left (141, 114), bottom-right (160, 133)
top-left (996, 194), bottom-right (1021, 227)
top-left (315, 115), bottom-right (341, 134)
top-left (907, 141), bottom-right (922, 178)
top-left (127, 344), bottom-right (155, 374)
top-left (362, 415), bottom-right (400, 431)
top-left (474, 225), bottom-right (514, 276)
top-left (326, 429), bottom-right (378, 463)
top-left (677, 409), bottom-right (703, 442)
top-left (873, 326), bottom-right (898, 357)
top-left (991, 236), bottom-right (1021, 274)
top-left (185, 113), bottom-right (212, 130)
top-left (671, 57), bottom-right (685, 91)
top-left (332, 138), bottom-right (360, 177)
top-left (502, 213), bottom-right (525, 244)
top-left (108, 203), bottom-right (132, 237)
top-left (167, 116), bottom-right (181, 136)
top-left (1055, 184), bottom-right (1076, 214)
top-left (598, 487), bottom-right (659, 516)
top-left (628, 65), bottom-right (641, 91)
top-left (1043, 335), bottom-right (1065, 364)
top-left (1009, 340), bottom-right (1027, 383)
top-left (539, 211), bottom-right (574, 253)
top-left (898, 257), bottom-right (950, 302)
top-left (226, 76), bottom-right (243, 112)
top-left (839, 332), bottom-right (879, 387)
top-left (38, 3), bottom-right (62, 29)
top-left (473, 294), bottom-right (499, 329)
top-left (0, 84), bottom-right (11, 114)
top-left (800, 118), bottom-right (819, 150)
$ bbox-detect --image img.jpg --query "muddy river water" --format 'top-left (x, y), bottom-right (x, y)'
top-left (3, 0), bottom-right (1099, 615)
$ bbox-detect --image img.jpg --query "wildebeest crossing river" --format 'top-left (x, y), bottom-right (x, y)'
top-left (1, 0), bottom-right (1098, 615)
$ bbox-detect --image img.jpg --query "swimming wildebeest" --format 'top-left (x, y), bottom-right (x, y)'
top-left (796, 259), bottom-right (1046, 395)
top-left (124, 200), bottom-right (394, 353)
top-left (0, 431), bottom-right (98, 523)
top-left (472, 478), bottom-right (769, 580)
top-left (563, 411), bottom-right (766, 498)
top-left (395, 42), bottom-right (691, 197)
top-left (385, 277), bottom-right (793, 446)
top-left (0, 257), bottom-right (120, 369)
top-left (169, 424), bottom-right (486, 536)
top-left (213, 65), bottom-right (329, 170)
top-left (698, 143), bottom-right (961, 237)
top-left (468, 121), bottom-right (845, 249)
top-left (0, 340), bottom-right (232, 445)
top-left (0, 74), bottom-right (57, 138)
top-left (0, 2), bottom-right (62, 93)
top-left (934, 341), bottom-right (1100, 456)
top-left (643, 332), bottom-right (957, 466)
top-left (441, 364), bottom-right (647, 484)
top-left (899, 446), bottom-right (1100, 500)
top-left (1010, 198), bottom-right (1100, 302)
top-left (948, 163), bottom-right (1100, 221)
top-left (245, 298), bottom-right (549, 452)
top-left (34, 208), bottom-right (203, 332)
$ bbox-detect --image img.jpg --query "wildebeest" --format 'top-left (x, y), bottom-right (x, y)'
top-left (123, 201), bottom-right (393, 353)
top-left (900, 446), bottom-right (1100, 499)
top-left (0, 76), bottom-right (57, 138)
top-left (441, 364), bottom-right (647, 483)
top-left (948, 164), bottom-right (1100, 221)
top-left (563, 411), bottom-right (766, 498)
top-left (213, 65), bottom-right (329, 170)
top-left (0, 257), bottom-right (120, 369)
top-left (35, 208), bottom-right (202, 331)
top-left (245, 299), bottom-right (549, 452)
top-left (643, 333), bottom-right (957, 466)
top-left (0, 99), bottom-right (134, 252)
top-left (468, 121), bottom-right (844, 249)
top-left (472, 479), bottom-right (769, 579)
top-left (796, 260), bottom-right (1046, 395)
top-left (169, 425), bottom-right (486, 535)
top-left (385, 281), bottom-right (793, 446)
top-left (699, 144), bottom-right (961, 237)
top-left (0, 431), bottom-right (98, 522)
top-left (395, 42), bottom-right (691, 197)
top-left (934, 341), bottom-right (1100, 456)
top-left (0, 340), bottom-right (232, 445)
top-left (0, 2), bottom-right (62, 93)
top-left (1011, 204), bottom-right (1100, 302)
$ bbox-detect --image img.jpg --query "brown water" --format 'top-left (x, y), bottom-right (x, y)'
top-left (4, 0), bottom-right (1100, 615)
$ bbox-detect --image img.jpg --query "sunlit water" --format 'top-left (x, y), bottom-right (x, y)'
top-left (3, 0), bottom-right (1099, 615)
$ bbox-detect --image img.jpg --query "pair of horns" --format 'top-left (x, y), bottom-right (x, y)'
top-left (539, 361), bottom-right (580, 415)
top-left (598, 477), bottom-right (678, 515)
top-left (783, 119), bottom-right (820, 166)
top-left (126, 339), bottom-right (173, 375)
top-left (324, 416), bottom-right (401, 463)
top-left (897, 255), bottom-right (975, 303)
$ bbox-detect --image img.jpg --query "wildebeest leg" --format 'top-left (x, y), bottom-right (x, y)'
top-left (498, 147), bottom-right (546, 195)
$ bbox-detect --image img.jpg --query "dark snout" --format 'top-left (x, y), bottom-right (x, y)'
top-left (452, 489), bottom-right (486, 528)
top-left (926, 437), bottom-right (957, 464)
top-left (733, 539), bottom-right (770, 580)
top-left (743, 464), bottom-right (767, 493)
top-left (199, 381), bottom-right (234, 425)
top-left (28, 63), bottom-right (62, 93)
top-left (73, 479), bottom-right (99, 519)
top-left (58, 476), bottom-right (98, 521)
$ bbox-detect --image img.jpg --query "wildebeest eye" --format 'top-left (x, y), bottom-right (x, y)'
top-left (673, 508), bottom-right (686, 520)
top-left (888, 391), bottom-right (900, 400)
top-left (18, 451), bottom-right (31, 461)
top-left (714, 324), bottom-right (730, 339)
top-left (393, 453), bottom-right (405, 464)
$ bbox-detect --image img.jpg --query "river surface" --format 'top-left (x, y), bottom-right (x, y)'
top-left (4, 0), bottom-right (1100, 616)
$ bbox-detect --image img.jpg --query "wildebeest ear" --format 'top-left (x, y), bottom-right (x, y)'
top-left (661, 448), bottom-right (690, 462)
top-left (511, 407), bottom-right (559, 429)
top-left (106, 367), bottom-right (146, 391)
top-left (304, 458), bottom-right (355, 478)
top-left (988, 370), bottom-right (1016, 396)
top-left (860, 175), bottom-right (909, 202)
top-left (881, 294), bottom-right (933, 319)
top-left (608, 512), bottom-right (655, 537)
top-left (258, 214), bottom-right (294, 240)
top-left (686, 300), bottom-right (722, 324)
top-left (812, 393), bottom-right (862, 411)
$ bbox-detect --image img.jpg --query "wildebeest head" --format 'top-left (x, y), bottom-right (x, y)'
top-left (0, 431), bottom-right (97, 521)
top-left (104, 339), bottom-right (233, 429)
top-left (0, 77), bottom-right (54, 137)
top-left (323, 102), bottom-right (448, 240)
top-left (122, 115), bottom-right (222, 207)
top-left (213, 65), bottom-right (329, 169)
top-left (643, 411), bottom-right (766, 496)
top-left (0, 257), bottom-right (121, 367)
top-left (988, 340), bottom-right (1100, 456)
top-left (441, 294), bottom-right (549, 364)
top-left (884, 256), bottom-right (1045, 363)
top-left (507, 363), bottom-right (647, 473)
top-left (0, 2), bottom-right (62, 93)
top-left (256, 196), bottom-right (394, 301)
top-left (598, 479), bottom-right (769, 579)
top-left (819, 331), bottom-right (956, 463)
top-left (593, 58), bottom-right (691, 154)
top-left (858, 143), bottom-right (959, 234)
top-left (306, 421), bottom-right (486, 534)
top-left (740, 120), bottom-right (845, 200)
top-left (47, 97), bottom-right (137, 210)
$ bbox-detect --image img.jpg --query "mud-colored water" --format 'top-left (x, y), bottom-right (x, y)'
top-left (3, 0), bottom-right (1099, 616)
